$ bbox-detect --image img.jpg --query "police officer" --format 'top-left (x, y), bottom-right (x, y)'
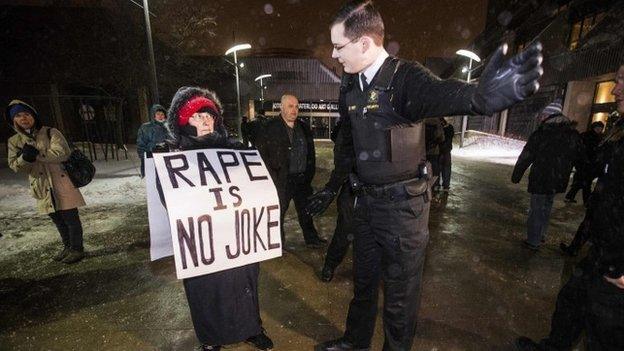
top-left (307, 1), bottom-right (544, 350)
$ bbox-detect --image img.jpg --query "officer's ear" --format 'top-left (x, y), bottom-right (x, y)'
top-left (361, 36), bottom-right (372, 53)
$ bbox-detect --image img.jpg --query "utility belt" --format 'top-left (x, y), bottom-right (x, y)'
top-left (349, 162), bottom-right (432, 201)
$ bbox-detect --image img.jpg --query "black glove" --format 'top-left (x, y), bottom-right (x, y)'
top-left (472, 42), bottom-right (543, 116)
top-left (306, 187), bottom-right (337, 217)
top-left (21, 144), bottom-right (39, 162)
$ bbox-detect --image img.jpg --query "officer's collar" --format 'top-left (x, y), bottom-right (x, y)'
top-left (360, 49), bottom-right (390, 89)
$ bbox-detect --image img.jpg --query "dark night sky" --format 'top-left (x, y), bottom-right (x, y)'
top-left (151, 0), bottom-right (488, 70)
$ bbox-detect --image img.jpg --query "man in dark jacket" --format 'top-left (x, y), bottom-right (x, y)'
top-left (564, 120), bottom-right (604, 204)
top-left (137, 104), bottom-right (168, 177)
top-left (307, 2), bottom-right (543, 350)
top-left (516, 64), bottom-right (624, 351)
top-left (512, 100), bottom-right (585, 250)
top-left (438, 117), bottom-right (454, 191)
top-left (256, 94), bottom-right (326, 248)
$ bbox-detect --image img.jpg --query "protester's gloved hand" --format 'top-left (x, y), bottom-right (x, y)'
top-left (306, 187), bottom-right (337, 217)
top-left (472, 42), bottom-right (543, 116)
top-left (21, 144), bottom-right (39, 162)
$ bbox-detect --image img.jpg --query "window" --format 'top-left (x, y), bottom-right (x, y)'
top-left (591, 112), bottom-right (609, 124)
top-left (594, 81), bottom-right (616, 104)
top-left (568, 11), bottom-right (606, 50)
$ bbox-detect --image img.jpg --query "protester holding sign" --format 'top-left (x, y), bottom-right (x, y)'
top-left (157, 87), bottom-right (273, 351)
top-left (6, 99), bottom-right (87, 264)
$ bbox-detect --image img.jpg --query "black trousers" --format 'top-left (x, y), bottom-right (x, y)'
top-left (279, 173), bottom-right (319, 244)
top-left (48, 208), bottom-right (84, 251)
top-left (427, 154), bottom-right (441, 188)
top-left (323, 184), bottom-right (355, 269)
top-left (565, 171), bottom-right (595, 204)
top-left (541, 252), bottom-right (624, 350)
top-left (343, 191), bottom-right (430, 350)
top-left (439, 152), bottom-right (452, 189)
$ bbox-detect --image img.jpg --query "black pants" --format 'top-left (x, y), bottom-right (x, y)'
top-left (343, 191), bottom-right (430, 350)
top-left (439, 152), bottom-right (452, 189)
top-left (279, 173), bottom-right (319, 244)
top-left (427, 154), bottom-right (441, 188)
top-left (541, 252), bottom-right (624, 350)
top-left (565, 171), bottom-right (595, 204)
top-left (48, 208), bottom-right (84, 251)
top-left (323, 184), bottom-right (355, 269)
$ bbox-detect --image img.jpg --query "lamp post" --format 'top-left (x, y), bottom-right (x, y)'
top-left (455, 49), bottom-right (481, 147)
top-left (254, 74), bottom-right (272, 101)
top-left (141, 0), bottom-right (159, 104)
top-left (225, 43), bottom-right (252, 138)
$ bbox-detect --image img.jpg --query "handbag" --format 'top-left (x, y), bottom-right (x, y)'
top-left (47, 127), bottom-right (96, 187)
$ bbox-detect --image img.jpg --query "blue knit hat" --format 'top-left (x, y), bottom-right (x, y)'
top-left (9, 104), bottom-right (36, 120)
top-left (541, 99), bottom-right (563, 116)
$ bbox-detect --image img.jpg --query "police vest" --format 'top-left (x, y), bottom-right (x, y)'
top-left (342, 57), bottom-right (426, 185)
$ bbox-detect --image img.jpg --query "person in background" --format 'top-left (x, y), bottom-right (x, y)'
top-left (438, 117), bottom-right (455, 192)
top-left (256, 94), bottom-right (327, 248)
top-left (512, 100), bottom-right (585, 250)
top-left (7, 99), bottom-right (87, 264)
top-left (137, 104), bottom-right (168, 177)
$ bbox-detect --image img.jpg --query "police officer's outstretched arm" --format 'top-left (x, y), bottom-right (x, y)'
top-left (471, 42), bottom-right (543, 116)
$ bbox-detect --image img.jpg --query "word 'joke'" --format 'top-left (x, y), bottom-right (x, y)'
top-left (176, 205), bottom-right (280, 269)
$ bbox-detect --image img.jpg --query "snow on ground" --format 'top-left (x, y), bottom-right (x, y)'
top-left (0, 147), bottom-right (145, 215)
top-left (452, 131), bottom-right (526, 165)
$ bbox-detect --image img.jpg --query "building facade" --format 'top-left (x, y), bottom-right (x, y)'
top-left (459, 0), bottom-right (623, 140)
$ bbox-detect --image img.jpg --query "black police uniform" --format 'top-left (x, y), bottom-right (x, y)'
top-left (327, 57), bottom-right (477, 350)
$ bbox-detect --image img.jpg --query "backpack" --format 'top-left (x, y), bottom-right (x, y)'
top-left (47, 127), bottom-right (95, 187)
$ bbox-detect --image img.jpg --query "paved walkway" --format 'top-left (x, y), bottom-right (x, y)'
top-left (0, 142), bottom-right (586, 350)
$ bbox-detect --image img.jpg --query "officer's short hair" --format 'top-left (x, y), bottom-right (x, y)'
top-left (331, 0), bottom-right (384, 46)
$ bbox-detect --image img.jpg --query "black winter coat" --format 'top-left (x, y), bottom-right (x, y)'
top-left (158, 87), bottom-right (262, 346)
top-left (590, 121), bottom-right (624, 271)
top-left (439, 123), bottom-right (455, 154)
top-left (256, 117), bottom-right (316, 190)
top-left (512, 114), bottom-right (585, 194)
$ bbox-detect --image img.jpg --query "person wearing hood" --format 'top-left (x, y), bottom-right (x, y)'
top-left (156, 87), bottom-right (273, 351)
top-left (512, 100), bottom-right (585, 250)
top-left (515, 63), bottom-right (624, 351)
top-left (7, 100), bottom-right (87, 264)
top-left (137, 104), bottom-right (168, 177)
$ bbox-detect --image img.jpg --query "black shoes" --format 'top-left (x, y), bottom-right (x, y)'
top-left (559, 243), bottom-right (578, 257)
top-left (315, 338), bottom-right (370, 351)
top-left (320, 265), bottom-right (335, 282)
top-left (61, 249), bottom-right (85, 264)
top-left (305, 236), bottom-right (328, 249)
top-left (514, 337), bottom-right (544, 351)
top-left (198, 345), bottom-right (221, 351)
top-left (246, 329), bottom-right (274, 350)
top-left (522, 240), bottom-right (540, 251)
top-left (564, 197), bottom-right (577, 203)
top-left (53, 247), bottom-right (71, 262)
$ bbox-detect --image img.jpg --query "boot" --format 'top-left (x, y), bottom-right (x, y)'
top-left (320, 265), bottom-right (335, 282)
top-left (198, 345), bottom-right (221, 351)
top-left (246, 328), bottom-right (273, 350)
top-left (559, 243), bottom-right (578, 257)
top-left (62, 250), bottom-right (85, 264)
top-left (53, 247), bottom-right (71, 262)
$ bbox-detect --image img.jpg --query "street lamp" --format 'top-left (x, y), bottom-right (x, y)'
top-left (225, 43), bottom-right (251, 138)
top-left (455, 49), bottom-right (482, 147)
top-left (254, 74), bottom-right (272, 101)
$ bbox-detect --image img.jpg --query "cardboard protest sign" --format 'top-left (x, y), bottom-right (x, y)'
top-left (153, 149), bottom-right (282, 279)
top-left (145, 157), bottom-right (174, 261)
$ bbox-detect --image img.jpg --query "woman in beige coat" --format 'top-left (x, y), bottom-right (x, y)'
top-left (7, 100), bottom-right (86, 264)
